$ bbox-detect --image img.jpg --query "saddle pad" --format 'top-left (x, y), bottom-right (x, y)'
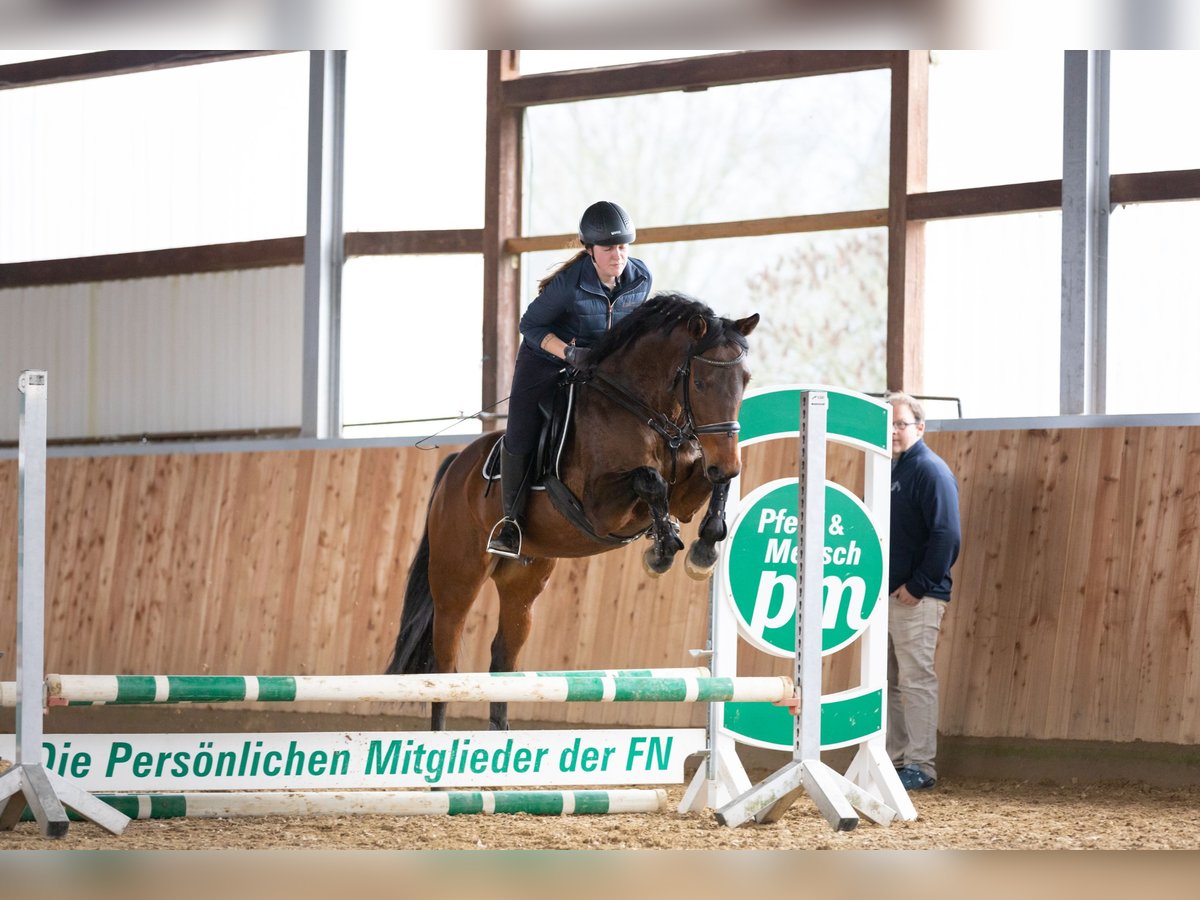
top-left (481, 381), bottom-right (575, 489)
top-left (481, 436), bottom-right (546, 490)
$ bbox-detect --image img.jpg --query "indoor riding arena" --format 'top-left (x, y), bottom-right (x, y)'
top-left (4, 45), bottom-right (1200, 863)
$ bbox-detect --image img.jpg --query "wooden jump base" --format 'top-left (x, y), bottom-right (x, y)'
top-left (45, 673), bottom-right (793, 706)
top-left (17, 788), bottom-right (668, 820)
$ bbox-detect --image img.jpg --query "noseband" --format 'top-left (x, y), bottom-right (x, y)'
top-left (677, 348), bottom-right (745, 439)
top-left (584, 342), bottom-right (744, 482)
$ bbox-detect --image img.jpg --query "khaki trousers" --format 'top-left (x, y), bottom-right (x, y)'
top-left (886, 595), bottom-right (948, 779)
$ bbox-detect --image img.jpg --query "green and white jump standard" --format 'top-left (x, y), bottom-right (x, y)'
top-left (681, 386), bottom-right (918, 830)
top-left (0, 372), bottom-right (130, 838)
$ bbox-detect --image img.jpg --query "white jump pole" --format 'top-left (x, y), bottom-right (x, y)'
top-left (45, 672), bottom-right (794, 706)
top-left (0, 371), bottom-right (130, 837)
top-left (18, 788), bottom-right (668, 820)
top-left (4, 667), bottom-right (713, 709)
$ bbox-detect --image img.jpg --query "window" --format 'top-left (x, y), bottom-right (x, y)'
top-left (1110, 51), bottom-right (1200, 175)
top-left (0, 54), bottom-right (309, 263)
top-left (519, 51), bottom-right (714, 75)
top-left (1106, 200), bottom-right (1200, 414)
top-left (343, 51), bottom-right (487, 232)
top-left (341, 255), bottom-right (483, 437)
top-left (927, 51), bottom-right (1064, 192)
top-left (523, 229), bottom-right (887, 393)
top-left (923, 212), bottom-right (1062, 418)
top-left (522, 69), bottom-right (890, 235)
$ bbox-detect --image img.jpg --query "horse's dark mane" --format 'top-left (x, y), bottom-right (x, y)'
top-left (587, 292), bottom-right (747, 367)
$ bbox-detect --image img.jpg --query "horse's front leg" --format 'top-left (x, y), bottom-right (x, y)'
top-left (631, 467), bottom-right (685, 576)
top-left (685, 478), bottom-right (731, 580)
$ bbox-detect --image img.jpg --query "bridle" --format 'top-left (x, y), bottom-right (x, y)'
top-left (583, 340), bottom-right (745, 483)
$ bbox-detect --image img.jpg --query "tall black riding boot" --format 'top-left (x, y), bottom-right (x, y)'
top-left (487, 445), bottom-right (533, 558)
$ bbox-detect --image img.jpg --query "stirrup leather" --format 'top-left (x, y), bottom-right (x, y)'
top-left (486, 517), bottom-right (523, 559)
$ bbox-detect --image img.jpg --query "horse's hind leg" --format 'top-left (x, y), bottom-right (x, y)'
top-left (487, 557), bottom-right (557, 730)
top-left (426, 549), bottom-right (491, 731)
top-left (631, 467), bottom-right (685, 576)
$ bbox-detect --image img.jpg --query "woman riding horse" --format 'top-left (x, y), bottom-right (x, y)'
top-left (487, 200), bottom-right (652, 558)
top-left (388, 290), bottom-right (758, 732)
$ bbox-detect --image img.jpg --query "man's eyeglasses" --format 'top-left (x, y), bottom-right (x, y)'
top-left (893, 421), bottom-right (920, 430)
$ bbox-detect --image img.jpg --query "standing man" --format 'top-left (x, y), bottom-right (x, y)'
top-left (886, 391), bottom-right (961, 791)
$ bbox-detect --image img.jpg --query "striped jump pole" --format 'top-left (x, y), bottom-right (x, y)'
top-left (512, 667), bottom-right (711, 678)
top-left (18, 788), bottom-right (668, 821)
top-left (1, 669), bottom-right (710, 709)
top-left (46, 673), bottom-right (794, 706)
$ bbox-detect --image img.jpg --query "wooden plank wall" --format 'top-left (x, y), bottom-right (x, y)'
top-left (930, 427), bottom-right (1200, 745)
top-left (2, 425), bottom-right (1200, 745)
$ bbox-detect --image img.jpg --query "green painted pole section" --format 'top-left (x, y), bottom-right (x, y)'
top-left (17, 790), bottom-right (662, 820)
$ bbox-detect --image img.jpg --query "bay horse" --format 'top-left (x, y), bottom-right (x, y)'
top-left (386, 293), bottom-right (759, 730)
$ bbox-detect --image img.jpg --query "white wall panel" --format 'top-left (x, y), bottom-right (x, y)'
top-left (0, 266), bottom-right (303, 441)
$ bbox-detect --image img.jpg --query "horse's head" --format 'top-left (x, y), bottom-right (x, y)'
top-left (675, 302), bottom-right (759, 484)
top-left (589, 293), bottom-right (759, 485)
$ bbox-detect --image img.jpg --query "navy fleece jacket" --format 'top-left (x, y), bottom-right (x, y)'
top-left (890, 438), bottom-right (961, 601)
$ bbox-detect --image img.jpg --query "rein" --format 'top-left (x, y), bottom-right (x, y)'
top-left (585, 344), bottom-right (744, 482)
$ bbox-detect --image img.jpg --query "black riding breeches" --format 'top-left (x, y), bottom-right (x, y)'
top-left (504, 343), bottom-right (564, 456)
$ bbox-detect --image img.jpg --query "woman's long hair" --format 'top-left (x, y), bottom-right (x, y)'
top-left (536, 246), bottom-right (590, 295)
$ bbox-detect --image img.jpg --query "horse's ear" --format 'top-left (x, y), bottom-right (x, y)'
top-left (687, 315), bottom-right (708, 342)
top-left (735, 313), bottom-right (760, 336)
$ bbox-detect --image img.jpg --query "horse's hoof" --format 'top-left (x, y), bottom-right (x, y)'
top-left (642, 547), bottom-right (673, 577)
top-left (684, 542), bottom-right (718, 580)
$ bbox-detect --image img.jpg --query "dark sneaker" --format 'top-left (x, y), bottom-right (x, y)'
top-left (897, 766), bottom-right (937, 790)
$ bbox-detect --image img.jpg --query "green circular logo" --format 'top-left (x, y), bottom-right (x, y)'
top-left (724, 478), bottom-right (884, 657)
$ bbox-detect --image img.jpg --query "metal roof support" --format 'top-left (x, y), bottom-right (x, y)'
top-left (1060, 51), bottom-right (1110, 415)
top-left (302, 50), bottom-right (346, 439)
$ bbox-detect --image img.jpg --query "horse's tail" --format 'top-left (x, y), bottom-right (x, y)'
top-left (385, 451), bottom-right (459, 676)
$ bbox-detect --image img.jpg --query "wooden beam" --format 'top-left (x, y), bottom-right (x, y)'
top-left (0, 425), bottom-right (301, 450)
top-left (0, 51), bottom-right (282, 90)
top-left (887, 51), bottom-right (929, 394)
top-left (345, 230), bottom-right (483, 257)
top-left (903, 170), bottom-right (1200, 221)
top-left (908, 181), bottom-right (1062, 220)
top-left (1110, 169), bottom-right (1200, 205)
top-left (482, 51), bottom-right (523, 431)
top-left (506, 210), bottom-right (886, 254)
top-left (0, 238), bottom-right (303, 289)
top-left (0, 229), bottom-right (488, 289)
top-left (502, 51), bottom-right (892, 107)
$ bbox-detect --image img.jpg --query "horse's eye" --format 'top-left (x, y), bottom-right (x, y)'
top-left (693, 376), bottom-right (705, 391)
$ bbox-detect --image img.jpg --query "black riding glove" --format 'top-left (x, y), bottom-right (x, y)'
top-left (564, 344), bottom-right (591, 370)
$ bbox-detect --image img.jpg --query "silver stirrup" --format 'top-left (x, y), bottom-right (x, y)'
top-left (486, 517), bottom-right (523, 559)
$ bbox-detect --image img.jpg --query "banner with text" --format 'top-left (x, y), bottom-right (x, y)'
top-left (0, 729), bottom-right (706, 791)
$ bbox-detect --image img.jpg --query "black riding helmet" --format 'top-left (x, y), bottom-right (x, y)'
top-left (579, 200), bottom-right (636, 246)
